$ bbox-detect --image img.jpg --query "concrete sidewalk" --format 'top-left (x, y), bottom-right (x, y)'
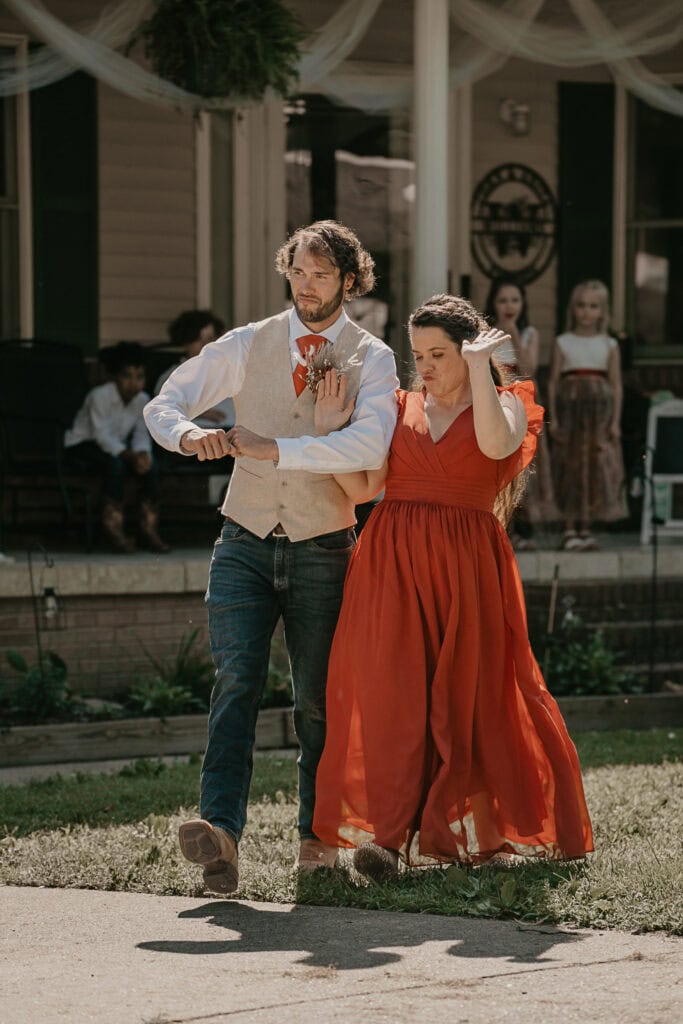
top-left (2, 886), bottom-right (680, 1024)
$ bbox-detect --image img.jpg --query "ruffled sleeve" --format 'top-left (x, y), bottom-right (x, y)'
top-left (496, 379), bottom-right (545, 490)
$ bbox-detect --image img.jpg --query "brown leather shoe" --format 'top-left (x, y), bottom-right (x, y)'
top-left (353, 843), bottom-right (399, 883)
top-left (297, 838), bottom-right (338, 872)
top-left (178, 819), bottom-right (239, 894)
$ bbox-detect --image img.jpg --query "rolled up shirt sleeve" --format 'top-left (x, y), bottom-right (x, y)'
top-left (276, 344), bottom-right (399, 473)
top-left (143, 325), bottom-right (254, 453)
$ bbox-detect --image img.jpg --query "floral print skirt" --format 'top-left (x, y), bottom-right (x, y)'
top-left (552, 375), bottom-right (627, 523)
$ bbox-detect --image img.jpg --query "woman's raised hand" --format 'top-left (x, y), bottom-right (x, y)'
top-left (314, 370), bottom-right (356, 435)
top-left (462, 327), bottom-right (511, 365)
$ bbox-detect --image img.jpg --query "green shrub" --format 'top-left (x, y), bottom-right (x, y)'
top-left (544, 610), bottom-right (643, 697)
top-left (142, 629), bottom-right (215, 706)
top-left (1, 649), bottom-right (80, 724)
top-left (123, 677), bottom-right (206, 721)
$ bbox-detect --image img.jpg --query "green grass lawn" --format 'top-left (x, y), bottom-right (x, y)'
top-left (1, 729), bottom-right (681, 934)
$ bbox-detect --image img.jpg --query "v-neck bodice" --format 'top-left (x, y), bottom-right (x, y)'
top-left (382, 385), bottom-right (542, 512)
top-left (422, 395), bottom-right (473, 444)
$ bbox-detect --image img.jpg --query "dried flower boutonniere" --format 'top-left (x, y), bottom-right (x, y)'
top-left (296, 341), bottom-right (361, 395)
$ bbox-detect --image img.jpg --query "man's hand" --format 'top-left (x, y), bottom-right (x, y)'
top-left (180, 427), bottom-right (232, 461)
top-left (225, 426), bottom-right (279, 462)
top-left (314, 370), bottom-right (356, 436)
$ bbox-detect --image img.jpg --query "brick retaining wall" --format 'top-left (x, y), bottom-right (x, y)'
top-left (0, 592), bottom-right (209, 695)
top-left (1, 545), bottom-right (681, 696)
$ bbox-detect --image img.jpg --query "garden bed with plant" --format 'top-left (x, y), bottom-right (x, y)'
top-left (1, 615), bottom-right (681, 768)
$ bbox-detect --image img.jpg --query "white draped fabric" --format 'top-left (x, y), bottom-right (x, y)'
top-left (449, 0), bottom-right (547, 91)
top-left (450, 0), bottom-right (683, 67)
top-left (0, 0), bottom-right (205, 110)
top-left (298, 0), bottom-right (383, 88)
top-left (567, 0), bottom-right (683, 118)
top-left (0, 0), bottom-right (682, 117)
top-left (0, 0), bottom-right (151, 94)
top-left (0, 0), bottom-right (385, 110)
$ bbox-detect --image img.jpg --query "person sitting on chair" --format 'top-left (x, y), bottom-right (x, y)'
top-left (64, 341), bottom-right (169, 554)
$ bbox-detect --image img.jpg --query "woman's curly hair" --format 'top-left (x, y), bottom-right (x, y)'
top-left (409, 293), bottom-right (489, 346)
top-left (408, 293), bottom-right (527, 527)
top-left (275, 220), bottom-right (375, 297)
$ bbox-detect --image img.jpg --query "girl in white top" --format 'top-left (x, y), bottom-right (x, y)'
top-left (547, 280), bottom-right (627, 550)
top-left (485, 278), bottom-right (557, 548)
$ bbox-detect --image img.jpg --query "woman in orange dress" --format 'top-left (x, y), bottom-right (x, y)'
top-left (312, 294), bottom-right (593, 881)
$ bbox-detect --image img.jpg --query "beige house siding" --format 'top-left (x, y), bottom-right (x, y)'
top-left (98, 85), bottom-right (196, 346)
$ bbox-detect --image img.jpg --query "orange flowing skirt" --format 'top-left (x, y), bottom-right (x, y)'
top-left (313, 386), bottom-right (593, 864)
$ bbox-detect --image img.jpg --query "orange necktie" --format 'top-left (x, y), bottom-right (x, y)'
top-left (293, 334), bottom-right (326, 396)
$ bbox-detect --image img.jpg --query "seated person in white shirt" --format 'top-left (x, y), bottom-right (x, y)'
top-left (64, 341), bottom-right (169, 554)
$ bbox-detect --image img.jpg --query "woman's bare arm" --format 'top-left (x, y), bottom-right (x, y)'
top-left (314, 370), bottom-right (390, 501)
top-left (463, 329), bottom-right (527, 459)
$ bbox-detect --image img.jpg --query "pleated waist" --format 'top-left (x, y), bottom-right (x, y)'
top-left (384, 477), bottom-right (496, 512)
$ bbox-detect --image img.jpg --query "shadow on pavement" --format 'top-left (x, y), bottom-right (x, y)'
top-left (137, 899), bottom-right (586, 971)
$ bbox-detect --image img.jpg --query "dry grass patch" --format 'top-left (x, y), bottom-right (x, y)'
top-left (1, 731), bottom-right (681, 933)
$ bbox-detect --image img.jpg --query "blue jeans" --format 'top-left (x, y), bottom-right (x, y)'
top-left (63, 440), bottom-right (160, 502)
top-left (201, 519), bottom-right (355, 843)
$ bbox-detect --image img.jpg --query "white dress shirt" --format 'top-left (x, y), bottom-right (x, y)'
top-left (144, 307), bottom-right (399, 473)
top-left (64, 382), bottom-right (151, 457)
top-left (154, 362), bottom-right (236, 430)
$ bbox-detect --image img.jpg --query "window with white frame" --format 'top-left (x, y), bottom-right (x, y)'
top-left (627, 91), bottom-right (683, 354)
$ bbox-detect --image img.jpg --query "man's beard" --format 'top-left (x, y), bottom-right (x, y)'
top-left (294, 280), bottom-right (345, 324)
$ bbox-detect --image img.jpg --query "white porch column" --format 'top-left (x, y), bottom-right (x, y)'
top-left (232, 99), bottom-right (286, 325)
top-left (448, 82), bottom-right (472, 298)
top-left (413, 0), bottom-right (449, 305)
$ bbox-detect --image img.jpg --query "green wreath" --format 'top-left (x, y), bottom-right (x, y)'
top-left (132, 0), bottom-right (304, 101)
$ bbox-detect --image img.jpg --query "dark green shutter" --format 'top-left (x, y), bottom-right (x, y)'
top-left (557, 83), bottom-right (614, 331)
top-left (31, 72), bottom-right (98, 351)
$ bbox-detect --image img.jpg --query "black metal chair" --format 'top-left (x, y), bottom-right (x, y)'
top-left (0, 339), bottom-right (96, 549)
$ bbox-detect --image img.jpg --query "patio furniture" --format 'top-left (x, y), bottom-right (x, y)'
top-left (0, 338), bottom-right (96, 550)
top-left (640, 397), bottom-right (683, 545)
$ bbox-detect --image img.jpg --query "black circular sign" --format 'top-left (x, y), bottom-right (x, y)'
top-left (471, 163), bottom-right (557, 284)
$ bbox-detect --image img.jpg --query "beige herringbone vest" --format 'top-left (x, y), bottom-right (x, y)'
top-left (221, 310), bottom-right (375, 542)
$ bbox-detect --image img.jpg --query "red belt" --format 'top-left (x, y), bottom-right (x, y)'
top-left (562, 369), bottom-right (607, 379)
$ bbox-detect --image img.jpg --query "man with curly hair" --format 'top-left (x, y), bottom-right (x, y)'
top-left (144, 220), bottom-right (398, 893)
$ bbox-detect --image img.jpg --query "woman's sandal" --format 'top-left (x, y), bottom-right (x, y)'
top-left (353, 843), bottom-right (399, 883)
top-left (578, 532), bottom-right (599, 551)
